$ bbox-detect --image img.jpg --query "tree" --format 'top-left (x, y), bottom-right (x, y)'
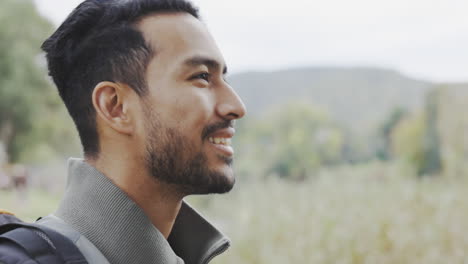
top-left (434, 84), bottom-right (468, 178)
top-left (0, 0), bottom-right (79, 162)
top-left (390, 89), bottom-right (443, 177)
top-left (419, 89), bottom-right (441, 176)
top-left (391, 113), bottom-right (426, 174)
top-left (235, 101), bottom-right (344, 181)
top-left (375, 107), bottom-right (408, 161)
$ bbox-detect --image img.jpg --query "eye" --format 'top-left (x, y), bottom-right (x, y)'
top-left (190, 72), bottom-right (211, 82)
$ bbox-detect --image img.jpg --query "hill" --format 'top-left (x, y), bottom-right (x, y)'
top-left (229, 67), bottom-right (433, 131)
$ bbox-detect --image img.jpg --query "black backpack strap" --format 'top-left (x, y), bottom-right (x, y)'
top-left (0, 223), bottom-right (88, 264)
top-left (0, 226), bottom-right (62, 264)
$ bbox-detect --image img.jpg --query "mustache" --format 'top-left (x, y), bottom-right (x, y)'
top-left (201, 120), bottom-right (235, 140)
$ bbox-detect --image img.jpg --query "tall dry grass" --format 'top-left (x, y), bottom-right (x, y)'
top-left (191, 163), bottom-right (468, 264)
top-left (2, 162), bottom-right (468, 263)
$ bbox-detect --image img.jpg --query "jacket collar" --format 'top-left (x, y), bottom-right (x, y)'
top-left (55, 158), bottom-right (230, 264)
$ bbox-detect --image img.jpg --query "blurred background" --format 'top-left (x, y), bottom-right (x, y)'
top-left (1, 0), bottom-right (468, 263)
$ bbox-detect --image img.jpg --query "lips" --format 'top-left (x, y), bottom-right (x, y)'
top-left (206, 127), bottom-right (235, 156)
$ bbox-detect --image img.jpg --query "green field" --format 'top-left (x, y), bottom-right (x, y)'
top-left (2, 164), bottom-right (468, 263)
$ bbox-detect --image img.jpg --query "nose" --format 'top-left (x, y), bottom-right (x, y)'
top-left (216, 83), bottom-right (246, 120)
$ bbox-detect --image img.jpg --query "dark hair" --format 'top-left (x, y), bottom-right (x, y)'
top-left (42, 0), bottom-right (199, 158)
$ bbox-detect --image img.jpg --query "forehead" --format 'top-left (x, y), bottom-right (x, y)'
top-left (136, 13), bottom-right (225, 68)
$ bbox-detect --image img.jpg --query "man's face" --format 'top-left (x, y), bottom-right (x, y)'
top-left (136, 13), bottom-right (246, 195)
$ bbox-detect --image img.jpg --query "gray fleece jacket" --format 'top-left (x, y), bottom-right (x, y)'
top-left (38, 158), bottom-right (230, 264)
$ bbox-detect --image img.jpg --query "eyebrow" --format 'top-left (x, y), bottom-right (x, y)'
top-left (183, 56), bottom-right (228, 75)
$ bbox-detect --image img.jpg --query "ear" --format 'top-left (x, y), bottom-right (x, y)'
top-left (92, 81), bottom-right (134, 135)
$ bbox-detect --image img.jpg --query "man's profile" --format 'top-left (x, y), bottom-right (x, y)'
top-left (0, 0), bottom-right (246, 263)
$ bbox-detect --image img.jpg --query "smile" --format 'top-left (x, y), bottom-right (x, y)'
top-left (205, 127), bottom-right (235, 156)
top-left (207, 136), bottom-right (234, 156)
top-left (208, 137), bottom-right (232, 146)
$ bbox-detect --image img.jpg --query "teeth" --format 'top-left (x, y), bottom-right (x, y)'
top-left (208, 137), bottom-right (231, 146)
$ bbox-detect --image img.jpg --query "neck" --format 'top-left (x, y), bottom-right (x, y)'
top-left (87, 151), bottom-right (184, 239)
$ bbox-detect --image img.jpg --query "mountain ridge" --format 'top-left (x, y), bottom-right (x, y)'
top-left (228, 66), bottom-right (435, 131)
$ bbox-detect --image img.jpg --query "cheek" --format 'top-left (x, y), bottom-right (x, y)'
top-left (160, 89), bottom-right (215, 132)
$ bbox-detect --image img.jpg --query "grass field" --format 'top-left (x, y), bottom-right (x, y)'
top-left (2, 163), bottom-right (468, 263)
top-left (0, 188), bottom-right (61, 221)
top-left (194, 164), bottom-right (468, 264)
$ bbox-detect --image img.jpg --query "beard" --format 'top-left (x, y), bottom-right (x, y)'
top-left (142, 105), bottom-right (235, 196)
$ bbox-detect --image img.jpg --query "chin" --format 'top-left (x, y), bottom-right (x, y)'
top-left (207, 167), bottom-right (236, 194)
top-left (217, 170), bottom-right (235, 191)
top-left (187, 166), bottom-right (236, 195)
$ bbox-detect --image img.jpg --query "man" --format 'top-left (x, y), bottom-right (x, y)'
top-left (0, 0), bottom-right (246, 263)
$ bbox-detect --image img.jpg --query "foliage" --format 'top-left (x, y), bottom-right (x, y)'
top-left (235, 101), bottom-right (344, 181)
top-left (230, 68), bottom-right (431, 134)
top-left (0, 0), bottom-right (79, 162)
top-left (376, 107), bottom-right (408, 160)
top-left (418, 89), bottom-right (442, 176)
top-left (384, 87), bottom-right (455, 177)
top-left (435, 84), bottom-right (468, 178)
top-left (391, 113), bottom-right (426, 174)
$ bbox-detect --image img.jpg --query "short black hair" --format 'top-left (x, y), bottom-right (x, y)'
top-left (42, 0), bottom-right (199, 158)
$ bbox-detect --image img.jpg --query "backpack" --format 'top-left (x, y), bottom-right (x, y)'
top-left (0, 211), bottom-right (88, 264)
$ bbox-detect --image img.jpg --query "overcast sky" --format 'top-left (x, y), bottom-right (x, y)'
top-left (33, 0), bottom-right (468, 82)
